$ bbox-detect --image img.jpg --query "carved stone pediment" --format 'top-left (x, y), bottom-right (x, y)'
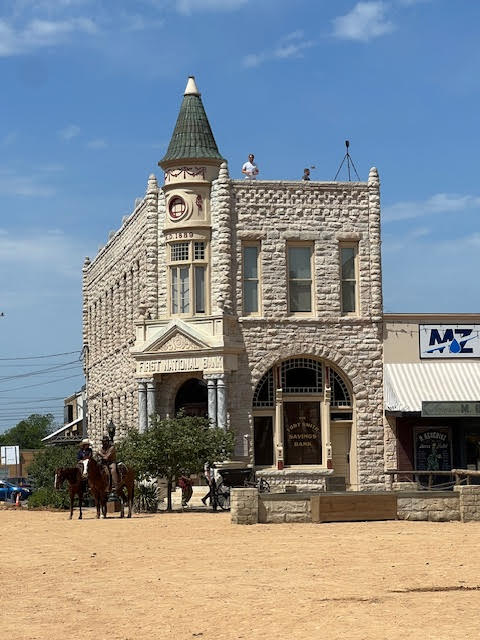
top-left (137, 318), bottom-right (214, 355)
top-left (160, 332), bottom-right (203, 353)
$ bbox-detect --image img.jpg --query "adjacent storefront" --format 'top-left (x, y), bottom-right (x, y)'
top-left (384, 315), bottom-right (480, 478)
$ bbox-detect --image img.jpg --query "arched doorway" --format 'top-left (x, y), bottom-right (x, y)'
top-left (252, 358), bottom-right (354, 483)
top-left (175, 378), bottom-right (208, 417)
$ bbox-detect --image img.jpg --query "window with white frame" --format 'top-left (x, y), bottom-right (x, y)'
top-left (168, 240), bottom-right (208, 315)
top-left (288, 244), bottom-right (313, 313)
top-left (340, 244), bottom-right (358, 314)
top-left (242, 243), bottom-right (260, 314)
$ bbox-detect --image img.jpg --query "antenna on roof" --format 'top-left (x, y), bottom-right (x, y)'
top-left (333, 140), bottom-right (361, 181)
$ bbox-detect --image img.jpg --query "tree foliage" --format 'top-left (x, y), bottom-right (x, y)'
top-left (0, 413), bottom-right (56, 449)
top-left (117, 413), bottom-right (235, 510)
top-left (28, 445), bottom-right (77, 492)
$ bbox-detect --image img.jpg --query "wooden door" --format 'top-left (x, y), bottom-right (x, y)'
top-left (331, 423), bottom-right (351, 484)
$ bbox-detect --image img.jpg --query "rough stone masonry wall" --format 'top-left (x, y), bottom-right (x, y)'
top-left (231, 488), bottom-right (258, 525)
top-left (82, 175), bottom-right (159, 446)
top-left (397, 492), bottom-right (460, 521)
top-left (211, 171), bottom-right (384, 490)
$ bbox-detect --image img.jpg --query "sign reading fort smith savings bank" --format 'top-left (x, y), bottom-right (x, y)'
top-left (420, 325), bottom-right (480, 358)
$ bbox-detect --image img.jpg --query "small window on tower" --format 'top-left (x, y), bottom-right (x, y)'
top-left (169, 196), bottom-right (186, 220)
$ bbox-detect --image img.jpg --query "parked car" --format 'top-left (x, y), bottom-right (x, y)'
top-left (0, 480), bottom-right (31, 501)
top-left (6, 477), bottom-right (32, 490)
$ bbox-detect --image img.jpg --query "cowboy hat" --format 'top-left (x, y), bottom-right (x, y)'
top-left (81, 438), bottom-right (91, 445)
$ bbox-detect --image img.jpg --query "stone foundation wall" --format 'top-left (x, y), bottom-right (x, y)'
top-left (230, 488), bottom-right (258, 525)
top-left (397, 492), bottom-right (460, 522)
top-left (256, 469), bottom-right (328, 493)
top-left (231, 486), bottom-right (480, 524)
top-left (258, 494), bottom-right (312, 523)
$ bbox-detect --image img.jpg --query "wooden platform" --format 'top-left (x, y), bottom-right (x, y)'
top-left (311, 492), bottom-right (398, 523)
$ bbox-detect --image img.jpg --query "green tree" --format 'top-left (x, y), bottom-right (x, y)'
top-left (28, 444), bottom-right (77, 489)
top-left (118, 413), bottom-right (235, 511)
top-left (0, 413), bottom-right (55, 449)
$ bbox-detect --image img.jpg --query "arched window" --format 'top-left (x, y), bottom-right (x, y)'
top-left (253, 369), bottom-right (274, 408)
top-left (280, 358), bottom-right (323, 394)
top-left (331, 369), bottom-right (352, 407)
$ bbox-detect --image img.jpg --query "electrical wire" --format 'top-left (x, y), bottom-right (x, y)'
top-left (0, 373), bottom-right (84, 393)
top-left (0, 361), bottom-right (82, 382)
top-left (0, 350), bottom-right (81, 361)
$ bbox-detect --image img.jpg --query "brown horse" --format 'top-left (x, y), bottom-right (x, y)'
top-left (54, 466), bottom-right (85, 520)
top-left (83, 457), bottom-right (135, 518)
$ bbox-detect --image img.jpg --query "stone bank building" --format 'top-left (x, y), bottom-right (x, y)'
top-left (82, 77), bottom-right (384, 491)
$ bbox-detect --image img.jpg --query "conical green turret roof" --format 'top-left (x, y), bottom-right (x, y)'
top-left (159, 77), bottom-right (223, 166)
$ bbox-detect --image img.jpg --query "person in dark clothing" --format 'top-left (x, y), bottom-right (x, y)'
top-left (179, 474), bottom-right (193, 507)
top-left (77, 438), bottom-right (93, 461)
top-left (302, 168), bottom-right (311, 181)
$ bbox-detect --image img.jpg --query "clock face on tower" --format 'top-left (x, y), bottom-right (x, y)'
top-left (168, 196), bottom-right (187, 221)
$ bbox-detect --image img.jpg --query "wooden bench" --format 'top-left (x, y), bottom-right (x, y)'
top-left (311, 492), bottom-right (398, 523)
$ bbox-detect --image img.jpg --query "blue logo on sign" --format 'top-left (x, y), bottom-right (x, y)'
top-left (425, 328), bottom-right (478, 355)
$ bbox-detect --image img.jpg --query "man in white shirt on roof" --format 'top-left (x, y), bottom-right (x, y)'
top-left (242, 153), bottom-right (259, 180)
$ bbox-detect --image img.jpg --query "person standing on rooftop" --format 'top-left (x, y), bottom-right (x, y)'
top-left (242, 154), bottom-right (259, 180)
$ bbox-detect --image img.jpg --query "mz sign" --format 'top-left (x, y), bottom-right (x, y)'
top-left (420, 325), bottom-right (480, 359)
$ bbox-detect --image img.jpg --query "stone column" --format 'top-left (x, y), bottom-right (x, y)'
top-left (207, 378), bottom-right (217, 427)
top-left (216, 375), bottom-right (227, 429)
top-left (137, 380), bottom-right (148, 433)
top-left (274, 389), bottom-right (284, 468)
top-left (324, 385), bottom-right (332, 468)
top-left (146, 379), bottom-right (156, 428)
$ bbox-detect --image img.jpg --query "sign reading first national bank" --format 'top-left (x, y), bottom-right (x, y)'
top-left (420, 325), bottom-right (480, 359)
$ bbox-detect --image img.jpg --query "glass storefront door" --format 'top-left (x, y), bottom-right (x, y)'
top-left (284, 402), bottom-right (322, 465)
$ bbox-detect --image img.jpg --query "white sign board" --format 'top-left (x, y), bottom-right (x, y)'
top-left (420, 325), bottom-right (480, 359)
top-left (1, 445), bottom-right (20, 465)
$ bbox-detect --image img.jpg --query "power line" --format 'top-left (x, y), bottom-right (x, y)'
top-left (0, 396), bottom-right (66, 403)
top-left (0, 373), bottom-right (84, 393)
top-left (0, 361), bottom-right (82, 382)
top-left (0, 350), bottom-right (81, 361)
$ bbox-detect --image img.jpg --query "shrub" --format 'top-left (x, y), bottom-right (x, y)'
top-left (28, 486), bottom-right (70, 510)
top-left (134, 482), bottom-right (159, 513)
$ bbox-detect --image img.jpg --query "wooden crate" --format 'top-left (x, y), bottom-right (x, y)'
top-left (311, 493), bottom-right (397, 523)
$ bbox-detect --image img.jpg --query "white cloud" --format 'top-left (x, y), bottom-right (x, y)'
top-left (332, 2), bottom-right (395, 42)
top-left (0, 229), bottom-right (80, 278)
top-left (0, 169), bottom-right (55, 197)
top-left (0, 17), bottom-right (97, 56)
top-left (176, 0), bottom-right (249, 15)
top-left (243, 30), bottom-right (315, 68)
top-left (59, 124), bottom-right (80, 141)
top-left (383, 193), bottom-right (480, 222)
top-left (86, 138), bottom-right (108, 149)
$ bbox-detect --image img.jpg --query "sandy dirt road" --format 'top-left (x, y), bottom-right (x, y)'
top-left (1, 508), bottom-right (480, 640)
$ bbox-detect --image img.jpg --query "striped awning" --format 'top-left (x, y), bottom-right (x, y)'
top-left (384, 362), bottom-right (480, 412)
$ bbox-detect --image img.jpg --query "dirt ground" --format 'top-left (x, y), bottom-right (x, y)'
top-left (2, 508), bottom-right (480, 640)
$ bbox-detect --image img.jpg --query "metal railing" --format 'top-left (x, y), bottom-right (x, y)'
top-left (385, 469), bottom-right (480, 491)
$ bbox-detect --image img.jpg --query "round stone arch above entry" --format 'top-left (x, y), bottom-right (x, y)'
top-left (250, 342), bottom-right (365, 398)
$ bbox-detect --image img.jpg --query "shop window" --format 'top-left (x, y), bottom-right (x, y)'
top-left (254, 416), bottom-right (274, 465)
top-left (168, 239), bottom-right (208, 316)
top-left (288, 244), bottom-right (313, 313)
top-left (284, 402), bottom-right (322, 465)
top-left (340, 243), bottom-right (358, 314)
top-left (242, 243), bottom-right (260, 315)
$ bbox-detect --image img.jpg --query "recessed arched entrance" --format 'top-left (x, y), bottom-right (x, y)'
top-left (252, 357), bottom-right (354, 486)
top-left (175, 378), bottom-right (208, 417)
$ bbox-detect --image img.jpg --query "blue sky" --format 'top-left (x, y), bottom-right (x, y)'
top-left (0, 0), bottom-right (479, 431)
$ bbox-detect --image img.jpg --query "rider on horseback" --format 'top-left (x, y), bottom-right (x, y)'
top-left (99, 434), bottom-right (119, 496)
